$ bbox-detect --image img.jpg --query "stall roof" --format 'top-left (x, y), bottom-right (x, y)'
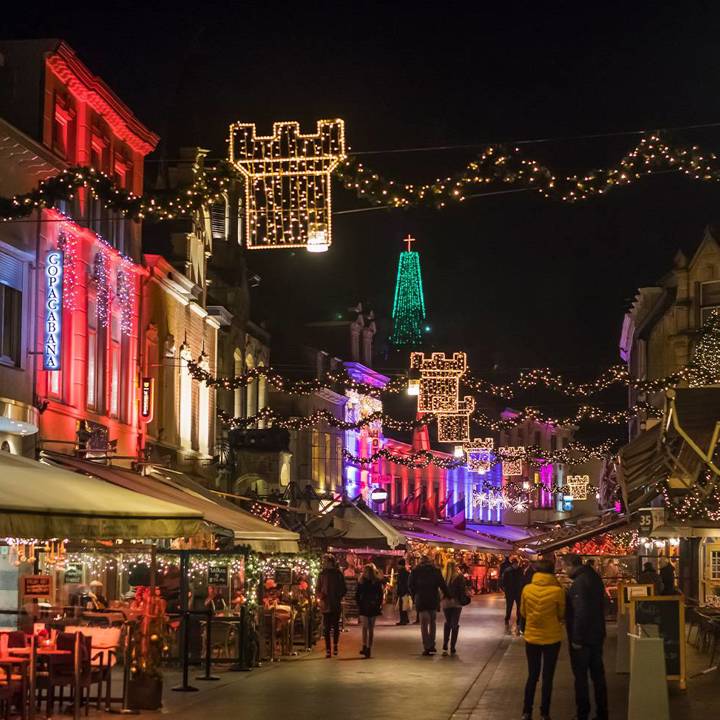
top-left (515, 514), bottom-right (634, 554)
top-left (389, 519), bottom-right (513, 552)
top-left (306, 500), bottom-right (406, 549)
top-left (466, 523), bottom-right (540, 543)
top-left (618, 425), bottom-right (666, 511)
top-left (42, 453), bottom-right (299, 553)
top-left (0, 452), bottom-right (202, 539)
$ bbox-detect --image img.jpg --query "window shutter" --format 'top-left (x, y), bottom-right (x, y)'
top-left (210, 202), bottom-right (226, 240)
top-left (0, 251), bottom-right (23, 291)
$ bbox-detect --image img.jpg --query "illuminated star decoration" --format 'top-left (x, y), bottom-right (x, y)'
top-left (229, 119), bottom-right (346, 252)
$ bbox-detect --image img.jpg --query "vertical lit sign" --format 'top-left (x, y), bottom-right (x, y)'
top-left (140, 377), bottom-right (155, 422)
top-left (43, 250), bottom-right (63, 371)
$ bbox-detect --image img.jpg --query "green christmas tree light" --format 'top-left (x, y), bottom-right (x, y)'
top-left (390, 235), bottom-right (426, 347)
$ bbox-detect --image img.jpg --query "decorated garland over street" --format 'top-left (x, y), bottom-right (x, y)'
top-left (217, 408), bottom-right (432, 433)
top-left (343, 439), bottom-right (616, 471)
top-left (336, 133), bottom-right (719, 207)
top-left (2, 133), bottom-right (720, 223)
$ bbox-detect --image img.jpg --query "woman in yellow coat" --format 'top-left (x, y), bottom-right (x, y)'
top-left (519, 560), bottom-right (566, 720)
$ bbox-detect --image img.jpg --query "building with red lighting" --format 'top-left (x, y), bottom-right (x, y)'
top-left (0, 40), bottom-right (158, 460)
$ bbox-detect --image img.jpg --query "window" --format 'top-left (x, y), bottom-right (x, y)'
top-left (701, 280), bottom-right (720, 326)
top-left (233, 350), bottom-right (244, 418)
top-left (210, 198), bottom-right (229, 240)
top-left (0, 284), bottom-right (21, 367)
top-left (53, 95), bottom-right (72, 158)
top-left (324, 433), bottom-right (332, 487)
top-left (109, 316), bottom-right (120, 417)
top-left (335, 436), bottom-right (343, 486)
top-left (179, 348), bottom-right (192, 448)
top-left (311, 431), bottom-right (322, 490)
top-left (87, 298), bottom-right (97, 409)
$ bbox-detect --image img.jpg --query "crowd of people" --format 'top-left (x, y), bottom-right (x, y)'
top-left (316, 550), bottom-right (674, 720)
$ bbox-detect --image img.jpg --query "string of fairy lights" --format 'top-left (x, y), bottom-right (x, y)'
top-left (335, 133), bottom-right (720, 207)
top-left (342, 439), bottom-right (614, 471)
top-left (4, 132), bottom-right (720, 225)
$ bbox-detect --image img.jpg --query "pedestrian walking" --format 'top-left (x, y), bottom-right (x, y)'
top-left (566, 554), bottom-right (608, 720)
top-left (638, 561), bottom-right (662, 594)
top-left (518, 560), bottom-right (535, 634)
top-left (502, 558), bottom-right (523, 628)
top-left (441, 560), bottom-right (469, 656)
top-left (519, 559), bottom-right (566, 720)
top-left (396, 558), bottom-right (411, 625)
top-left (409, 555), bottom-right (448, 655)
top-left (356, 563), bottom-right (385, 658)
top-left (317, 554), bottom-right (347, 658)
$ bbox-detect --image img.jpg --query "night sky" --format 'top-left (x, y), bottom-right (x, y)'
top-left (5, 1), bottom-right (720, 386)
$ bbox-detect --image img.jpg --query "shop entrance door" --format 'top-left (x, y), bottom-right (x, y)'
top-left (703, 541), bottom-right (720, 604)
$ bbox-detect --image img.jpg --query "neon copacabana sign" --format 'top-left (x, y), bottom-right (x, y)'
top-left (43, 250), bottom-right (63, 371)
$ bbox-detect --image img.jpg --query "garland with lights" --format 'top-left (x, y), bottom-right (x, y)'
top-left (0, 165), bottom-right (234, 223)
top-left (218, 408), bottom-right (432, 433)
top-left (2, 131), bottom-right (719, 223)
top-left (337, 133), bottom-right (720, 208)
top-left (188, 359), bottom-right (406, 397)
top-left (343, 439), bottom-right (616, 471)
top-left (567, 531), bottom-right (639, 556)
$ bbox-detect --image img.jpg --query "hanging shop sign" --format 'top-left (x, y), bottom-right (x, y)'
top-left (140, 377), bottom-right (155, 422)
top-left (43, 250), bottom-right (63, 370)
top-left (21, 574), bottom-right (54, 600)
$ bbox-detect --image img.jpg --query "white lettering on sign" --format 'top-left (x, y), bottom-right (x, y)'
top-left (43, 250), bottom-right (63, 371)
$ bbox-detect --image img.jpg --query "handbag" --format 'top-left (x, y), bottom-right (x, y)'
top-left (460, 591), bottom-right (471, 606)
top-left (401, 595), bottom-right (414, 612)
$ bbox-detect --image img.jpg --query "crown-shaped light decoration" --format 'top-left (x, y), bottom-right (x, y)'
top-left (465, 438), bottom-right (494, 474)
top-left (500, 446), bottom-right (524, 476)
top-left (566, 474), bottom-right (590, 501)
top-left (229, 119), bottom-right (346, 251)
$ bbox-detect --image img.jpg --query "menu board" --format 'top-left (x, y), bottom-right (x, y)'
top-left (21, 575), bottom-right (53, 599)
top-left (631, 596), bottom-right (685, 682)
top-left (63, 564), bottom-right (83, 584)
top-left (208, 565), bottom-right (228, 587)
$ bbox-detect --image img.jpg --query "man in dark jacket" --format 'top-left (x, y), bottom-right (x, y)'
top-left (317, 554), bottom-right (347, 658)
top-left (409, 555), bottom-right (448, 655)
top-left (396, 559), bottom-right (411, 625)
top-left (566, 554), bottom-right (608, 720)
top-left (501, 558), bottom-right (523, 627)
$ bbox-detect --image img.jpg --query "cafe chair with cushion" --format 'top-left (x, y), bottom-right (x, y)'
top-left (64, 626), bottom-right (121, 709)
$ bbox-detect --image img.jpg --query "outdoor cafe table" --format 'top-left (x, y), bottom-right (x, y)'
top-left (9, 647), bottom-right (73, 720)
top-left (0, 655), bottom-right (29, 720)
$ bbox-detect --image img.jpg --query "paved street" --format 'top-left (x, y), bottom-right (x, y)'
top-left (122, 593), bottom-right (720, 719)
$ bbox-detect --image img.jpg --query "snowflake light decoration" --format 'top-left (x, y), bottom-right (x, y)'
top-left (229, 119), bottom-right (346, 251)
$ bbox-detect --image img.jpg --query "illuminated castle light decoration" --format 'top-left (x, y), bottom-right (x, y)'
top-left (500, 446), bottom-right (524, 476)
top-left (390, 235), bottom-right (426, 347)
top-left (465, 437), bottom-right (494, 474)
top-left (410, 351), bottom-right (473, 443)
top-left (567, 474), bottom-right (590, 501)
top-left (410, 351), bottom-right (467, 413)
top-left (228, 119), bottom-right (346, 251)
